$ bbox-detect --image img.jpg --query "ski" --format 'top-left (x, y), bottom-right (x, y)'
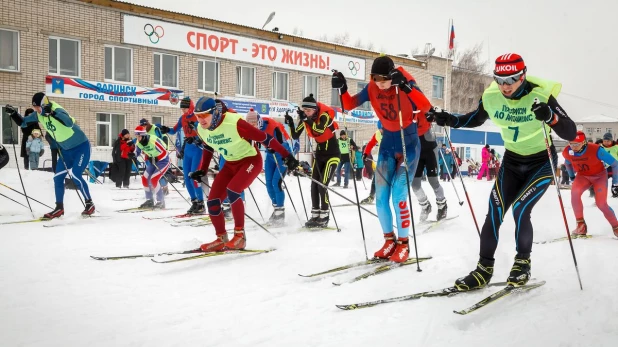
top-left (169, 216), bottom-right (211, 224)
top-left (453, 281), bottom-right (546, 315)
top-left (534, 234), bottom-right (594, 244)
top-left (332, 256), bottom-right (432, 286)
top-left (116, 206), bottom-right (176, 213)
top-left (43, 215), bottom-right (110, 228)
top-left (90, 248), bottom-right (202, 261)
top-left (299, 258), bottom-right (391, 278)
top-left (417, 215), bottom-right (459, 234)
top-left (143, 213), bottom-right (207, 221)
top-left (336, 281), bottom-right (515, 310)
top-left (300, 226), bottom-right (340, 232)
top-left (0, 217), bottom-right (51, 225)
top-left (151, 248), bottom-right (275, 263)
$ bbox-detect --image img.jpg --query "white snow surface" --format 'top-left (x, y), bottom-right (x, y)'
top-left (1, 169), bottom-right (617, 347)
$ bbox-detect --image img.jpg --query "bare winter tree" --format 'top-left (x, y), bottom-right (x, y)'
top-left (450, 43), bottom-right (492, 113)
top-left (332, 32), bottom-right (350, 45)
top-left (365, 41), bottom-right (375, 51)
top-left (353, 38), bottom-right (363, 48)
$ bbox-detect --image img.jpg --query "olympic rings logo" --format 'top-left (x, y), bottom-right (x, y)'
top-left (144, 24), bottom-right (165, 44)
top-left (348, 61), bottom-right (360, 76)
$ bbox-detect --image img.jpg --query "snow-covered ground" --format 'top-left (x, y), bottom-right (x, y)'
top-left (1, 168), bottom-right (617, 347)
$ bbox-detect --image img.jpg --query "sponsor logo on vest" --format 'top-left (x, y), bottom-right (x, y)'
top-left (207, 133), bottom-right (232, 145)
top-left (494, 105), bottom-right (535, 122)
top-left (495, 65), bottom-right (518, 73)
top-left (398, 201), bottom-right (410, 228)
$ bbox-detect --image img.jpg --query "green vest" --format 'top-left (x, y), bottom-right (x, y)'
top-left (602, 145), bottom-right (618, 166)
top-left (38, 102), bottom-right (75, 143)
top-left (482, 76), bottom-right (561, 155)
top-left (148, 125), bottom-right (169, 149)
top-left (375, 130), bottom-right (383, 144)
top-left (137, 135), bottom-right (166, 158)
top-left (338, 138), bottom-right (350, 154)
top-left (197, 113), bottom-right (257, 161)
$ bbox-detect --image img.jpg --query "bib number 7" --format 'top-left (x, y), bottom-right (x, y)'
top-left (508, 126), bottom-right (519, 142)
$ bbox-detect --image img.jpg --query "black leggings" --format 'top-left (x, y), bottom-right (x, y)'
top-left (311, 153), bottom-right (340, 210)
top-left (480, 149), bottom-right (556, 260)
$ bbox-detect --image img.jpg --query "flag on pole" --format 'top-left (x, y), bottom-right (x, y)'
top-left (448, 20), bottom-right (455, 51)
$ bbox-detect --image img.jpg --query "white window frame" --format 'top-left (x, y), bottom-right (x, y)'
top-left (154, 52), bottom-right (179, 88)
top-left (272, 71), bottom-right (289, 101)
top-left (49, 36), bottom-right (81, 77)
top-left (432, 75), bottom-right (445, 99)
top-left (152, 116), bottom-right (163, 126)
top-left (0, 28), bottom-right (20, 72)
top-left (356, 82), bottom-right (372, 111)
top-left (236, 65), bottom-right (256, 98)
top-left (1, 105), bottom-right (20, 145)
top-left (197, 59), bottom-right (220, 94)
top-left (104, 45), bottom-right (133, 84)
top-left (95, 112), bottom-right (126, 147)
top-left (302, 75), bottom-right (319, 99)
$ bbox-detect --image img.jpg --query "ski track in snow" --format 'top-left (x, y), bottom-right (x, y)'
top-left (0, 169), bottom-right (617, 347)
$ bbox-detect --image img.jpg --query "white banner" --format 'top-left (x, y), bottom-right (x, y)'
top-left (123, 15), bottom-right (366, 80)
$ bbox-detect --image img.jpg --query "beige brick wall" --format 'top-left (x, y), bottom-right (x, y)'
top-left (0, 0), bottom-right (452, 165)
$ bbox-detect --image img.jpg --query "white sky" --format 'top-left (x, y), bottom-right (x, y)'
top-left (125, 0), bottom-right (618, 120)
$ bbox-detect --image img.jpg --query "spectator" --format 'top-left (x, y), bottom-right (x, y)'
top-left (113, 129), bottom-right (135, 188)
top-left (25, 129), bottom-right (44, 170)
top-left (477, 144), bottom-right (491, 180)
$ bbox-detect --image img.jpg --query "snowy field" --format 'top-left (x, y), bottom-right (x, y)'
top-left (1, 168), bottom-right (617, 347)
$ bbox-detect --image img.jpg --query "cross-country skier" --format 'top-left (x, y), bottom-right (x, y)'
top-left (334, 130), bottom-right (357, 188)
top-left (284, 94), bottom-right (340, 228)
top-left (5, 93), bottom-right (95, 218)
top-left (188, 97), bottom-right (298, 251)
top-left (134, 126), bottom-right (170, 209)
top-left (433, 53), bottom-right (577, 288)
top-left (360, 121), bottom-right (383, 204)
top-left (159, 97), bottom-right (206, 214)
top-left (563, 131), bottom-right (618, 238)
top-left (139, 118), bottom-right (169, 196)
top-left (334, 55), bottom-right (432, 263)
top-left (257, 113), bottom-right (292, 225)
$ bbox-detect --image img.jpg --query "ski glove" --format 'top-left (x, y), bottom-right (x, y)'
top-left (531, 101), bottom-right (553, 123)
top-left (297, 107), bottom-right (307, 122)
top-left (188, 170), bottom-right (206, 181)
top-left (159, 125), bottom-right (170, 134)
top-left (127, 152), bottom-right (136, 160)
top-left (612, 185), bottom-right (618, 197)
top-left (4, 104), bottom-right (17, 116)
top-left (284, 113), bottom-right (294, 127)
top-left (41, 104), bottom-right (53, 116)
top-left (284, 154), bottom-right (299, 170)
top-left (433, 107), bottom-right (459, 127)
top-left (388, 69), bottom-right (412, 94)
top-left (331, 70), bottom-right (348, 94)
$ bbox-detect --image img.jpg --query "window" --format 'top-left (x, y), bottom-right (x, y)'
top-left (272, 71), bottom-right (289, 100)
top-left (152, 116), bottom-right (163, 126)
top-left (331, 88), bottom-right (341, 107)
top-left (0, 29), bottom-right (19, 71)
top-left (236, 66), bottom-right (255, 97)
top-left (198, 60), bottom-right (219, 93)
top-left (96, 113), bottom-right (125, 147)
top-left (1, 106), bottom-right (19, 145)
top-left (356, 83), bottom-right (372, 111)
top-left (302, 75), bottom-right (319, 98)
top-left (432, 76), bottom-right (444, 99)
top-left (154, 53), bottom-right (178, 88)
top-left (595, 127), bottom-right (602, 133)
top-left (606, 128), bottom-right (612, 134)
top-left (49, 37), bottom-right (80, 77)
top-left (105, 46), bottom-right (132, 83)
top-left (585, 127), bottom-right (593, 135)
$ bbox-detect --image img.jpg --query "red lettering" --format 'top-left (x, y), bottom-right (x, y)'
top-left (196, 33), bottom-right (207, 50)
top-left (219, 37), bottom-right (229, 52)
top-left (294, 51), bottom-right (302, 65)
top-left (267, 46), bottom-right (277, 61)
top-left (259, 44), bottom-right (269, 59)
top-left (326, 56), bottom-right (330, 70)
top-left (251, 43), bottom-right (259, 58)
top-left (208, 35), bottom-right (219, 51)
top-left (302, 53), bottom-right (309, 67)
top-left (398, 201), bottom-right (407, 209)
top-left (229, 39), bottom-right (238, 54)
top-left (319, 56), bottom-right (327, 69)
top-left (310, 54), bottom-right (318, 69)
top-left (281, 48), bottom-right (292, 64)
top-left (402, 220), bottom-right (410, 228)
top-left (187, 31), bottom-right (196, 48)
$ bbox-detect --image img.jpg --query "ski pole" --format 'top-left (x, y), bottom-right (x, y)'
top-left (47, 126), bottom-right (87, 209)
top-left (8, 120), bottom-right (34, 217)
top-left (163, 161), bottom-right (191, 205)
top-left (297, 174), bottom-right (308, 220)
top-left (338, 84), bottom-right (368, 259)
top-left (0, 191), bottom-right (30, 209)
top-left (273, 153), bottom-right (302, 224)
top-left (0, 182), bottom-right (53, 209)
top-left (535, 98), bottom-right (583, 290)
top-left (435, 141), bottom-right (464, 205)
top-left (247, 186), bottom-right (265, 222)
top-left (394, 86), bottom-right (421, 272)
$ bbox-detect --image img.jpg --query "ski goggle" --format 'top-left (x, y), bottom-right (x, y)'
top-left (371, 74), bottom-right (391, 82)
top-left (493, 70), bottom-right (524, 86)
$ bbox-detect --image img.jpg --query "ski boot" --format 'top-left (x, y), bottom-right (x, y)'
top-left (343, 185), bottom-right (348, 189)
top-left (454, 257), bottom-right (494, 291)
top-left (333, 182), bottom-right (341, 187)
top-left (571, 218), bottom-right (587, 236)
top-left (269, 207), bottom-right (285, 226)
top-left (304, 209), bottom-right (321, 228)
top-left (436, 199), bottom-right (447, 221)
top-left (613, 225), bottom-right (618, 238)
top-left (192, 200), bottom-right (205, 214)
top-left (225, 228), bottom-right (246, 250)
top-left (139, 199), bottom-right (154, 209)
top-left (82, 199), bottom-right (95, 216)
top-left (374, 232), bottom-right (396, 259)
top-left (360, 195), bottom-right (375, 205)
top-left (44, 203), bottom-right (64, 219)
top-left (419, 200), bottom-right (432, 222)
top-left (389, 237), bottom-right (409, 263)
top-left (187, 199), bottom-right (198, 214)
top-left (200, 233), bottom-right (229, 252)
top-left (154, 201), bottom-right (165, 209)
top-left (506, 256), bottom-right (531, 287)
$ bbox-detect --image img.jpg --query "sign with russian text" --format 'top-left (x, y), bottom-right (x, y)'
top-left (123, 15), bottom-right (366, 80)
top-left (45, 76), bottom-right (183, 107)
top-left (333, 108), bottom-right (380, 125)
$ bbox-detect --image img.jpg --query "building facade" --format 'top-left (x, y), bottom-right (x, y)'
top-left (0, 0), bottom-right (453, 168)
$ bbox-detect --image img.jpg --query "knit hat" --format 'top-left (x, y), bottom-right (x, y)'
top-left (121, 129), bottom-right (130, 136)
top-left (603, 132), bottom-right (613, 141)
top-left (572, 131), bottom-right (586, 143)
top-left (134, 126), bottom-right (147, 136)
top-left (246, 108), bottom-right (259, 126)
top-left (139, 118), bottom-right (149, 126)
top-left (24, 108), bottom-right (35, 117)
top-left (180, 97), bottom-right (191, 109)
top-left (31, 129), bottom-right (41, 136)
top-left (340, 130), bottom-right (346, 136)
top-left (371, 55), bottom-right (395, 76)
top-left (32, 92), bottom-right (47, 107)
top-left (301, 94), bottom-right (317, 109)
top-left (494, 53), bottom-right (526, 76)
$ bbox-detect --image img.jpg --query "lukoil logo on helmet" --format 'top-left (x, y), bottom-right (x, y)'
top-left (495, 65), bottom-right (519, 73)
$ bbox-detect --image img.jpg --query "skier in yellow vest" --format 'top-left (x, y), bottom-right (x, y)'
top-left (433, 53), bottom-right (577, 288)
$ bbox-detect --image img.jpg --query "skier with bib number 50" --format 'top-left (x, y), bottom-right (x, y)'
top-left (432, 53), bottom-right (577, 289)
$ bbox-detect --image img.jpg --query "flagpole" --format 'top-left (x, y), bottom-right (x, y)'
top-left (443, 18), bottom-right (451, 142)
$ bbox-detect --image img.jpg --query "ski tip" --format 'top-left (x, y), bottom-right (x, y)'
top-left (453, 310), bottom-right (466, 315)
top-left (335, 304), bottom-right (353, 310)
top-left (332, 282), bottom-right (342, 286)
top-left (90, 256), bottom-right (106, 261)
